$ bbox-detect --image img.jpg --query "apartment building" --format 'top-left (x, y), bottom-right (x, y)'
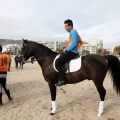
top-left (79, 39), bottom-right (103, 54)
top-left (2, 44), bottom-right (21, 54)
top-left (36, 40), bottom-right (68, 51)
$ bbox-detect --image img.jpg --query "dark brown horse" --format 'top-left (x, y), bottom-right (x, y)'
top-left (21, 39), bottom-right (120, 116)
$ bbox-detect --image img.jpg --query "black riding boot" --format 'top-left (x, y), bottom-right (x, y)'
top-left (55, 67), bottom-right (67, 86)
top-left (0, 93), bottom-right (3, 106)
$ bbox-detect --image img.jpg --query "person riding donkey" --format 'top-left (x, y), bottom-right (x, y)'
top-left (0, 45), bottom-right (13, 106)
top-left (55, 19), bottom-right (88, 86)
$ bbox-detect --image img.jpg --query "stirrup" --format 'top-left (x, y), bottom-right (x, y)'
top-left (55, 80), bottom-right (66, 86)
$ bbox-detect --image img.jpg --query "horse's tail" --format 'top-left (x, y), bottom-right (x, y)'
top-left (104, 55), bottom-right (120, 95)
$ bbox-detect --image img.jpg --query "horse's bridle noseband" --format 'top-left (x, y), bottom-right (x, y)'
top-left (22, 42), bottom-right (30, 63)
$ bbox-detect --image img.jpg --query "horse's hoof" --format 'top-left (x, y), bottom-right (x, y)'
top-left (50, 113), bottom-right (55, 115)
top-left (97, 113), bottom-right (101, 117)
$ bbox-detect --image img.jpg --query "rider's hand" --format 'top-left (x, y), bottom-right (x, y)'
top-left (63, 48), bottom-right (66, 53)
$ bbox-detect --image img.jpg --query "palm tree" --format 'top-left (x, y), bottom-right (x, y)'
top-left (82, 49), bottom-right (90, 55)
top-left (114, 46), bottom-right (120, 55)
top-left (97, 49), bottom-right (103, 55)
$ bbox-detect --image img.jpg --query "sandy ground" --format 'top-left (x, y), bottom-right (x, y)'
top-left (0, 57), bottom-right (120, 120)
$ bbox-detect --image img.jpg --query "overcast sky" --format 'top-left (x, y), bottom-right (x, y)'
top-left (0, 0), bottom-right (120, 49)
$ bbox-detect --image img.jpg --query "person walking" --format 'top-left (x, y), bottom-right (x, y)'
top-left (0, 45), bottom-right (13, 106)
top-left (14, 54), bottom-right (19, 68)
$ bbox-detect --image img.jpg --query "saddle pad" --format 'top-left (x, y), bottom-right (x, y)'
top-left (53, 54), bottom-right (81, 73)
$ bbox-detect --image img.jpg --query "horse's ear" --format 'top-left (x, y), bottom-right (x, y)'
top-left (22, 38), bottom-right (25, 42)
top-left (22, 38), bottom-right (28, 44)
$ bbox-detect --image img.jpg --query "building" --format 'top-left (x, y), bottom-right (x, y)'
top-left (36, 40), bottom-right (67, 51)
top-left (2, 44), bottom-right (21, 54)
top-left (79, 39), bottom-right (103, 54)
top-left (1, 40), bottom-right (67, 54)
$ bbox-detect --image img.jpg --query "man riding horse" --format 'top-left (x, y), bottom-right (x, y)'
top-left (55, 19), bottom-right (87, 86)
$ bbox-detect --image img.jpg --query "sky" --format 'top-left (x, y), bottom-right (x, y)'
top-left (0, 0), bottom-right (120, 49)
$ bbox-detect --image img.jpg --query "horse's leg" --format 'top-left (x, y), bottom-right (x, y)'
top-left (20, 63), bottom-right (21, 69)
top-left (22, 63), bottom-right (23, 69)
top-left (48, 82), bottom-right (57, 115)
top-left (18, 63), bottom-right (20, 69)
top-left (0, 84), bottom-right (3, 106)
top-left (94, 82), bottom-right (106, 116)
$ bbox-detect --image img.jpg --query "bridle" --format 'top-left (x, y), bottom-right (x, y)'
top-left (22, 42), bottom-right (30, 63)
top-left (22, 42), bottom-right (57, 63)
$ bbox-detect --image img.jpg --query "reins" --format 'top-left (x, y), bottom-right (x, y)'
top-left (25, 55), bottom-right (56, 64)
top-left (22, 41), bottom-right (57, 64)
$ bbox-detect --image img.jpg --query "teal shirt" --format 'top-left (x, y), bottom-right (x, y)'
top-left (66, 28), bottom-right (79, 54)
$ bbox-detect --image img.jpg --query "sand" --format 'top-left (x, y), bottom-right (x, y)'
top-left (0, 56), bottom-right (120, 120)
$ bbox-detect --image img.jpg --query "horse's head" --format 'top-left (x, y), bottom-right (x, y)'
top-left (21, 38), bottom-right (32, 63)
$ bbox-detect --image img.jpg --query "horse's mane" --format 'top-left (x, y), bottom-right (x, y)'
top-left (31, 41), bottom-right (57, 56)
